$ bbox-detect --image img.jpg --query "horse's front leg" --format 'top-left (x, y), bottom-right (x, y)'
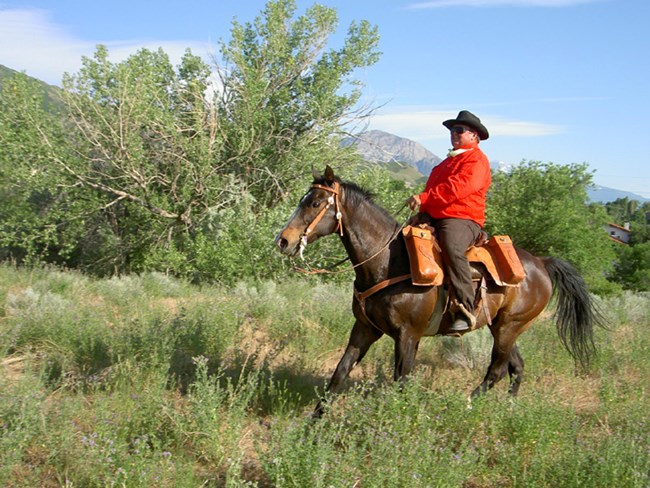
top-left (313, 319), bottom-right (382, 419)
top-left (394, 328), bottom-right (421, 383)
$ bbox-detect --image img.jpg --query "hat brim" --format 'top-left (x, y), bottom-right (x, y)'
top-left (443, 118), bottom-right (489, 140)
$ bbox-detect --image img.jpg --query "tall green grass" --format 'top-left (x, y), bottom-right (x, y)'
top-left (1, 264), bottom-right (648, 487)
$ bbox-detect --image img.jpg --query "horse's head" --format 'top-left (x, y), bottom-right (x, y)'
top-left (275, 165), bottom-right (343, 258)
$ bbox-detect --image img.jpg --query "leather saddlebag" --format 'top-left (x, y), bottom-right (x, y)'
top-left (402, 225), bottom-right (443, 286)
top-left (486, 235), bottom-right (526, 284)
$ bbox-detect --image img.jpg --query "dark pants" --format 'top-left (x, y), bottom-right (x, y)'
top-left (430, 218), bottom-right (481, 313)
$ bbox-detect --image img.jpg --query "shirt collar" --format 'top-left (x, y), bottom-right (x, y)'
top-left (447, 147), bottom-right (473, 158)
top-left (447, 143), bottom-right (478, 158)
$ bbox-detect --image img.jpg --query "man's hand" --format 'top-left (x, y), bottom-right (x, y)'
top-left (406, 194), bottom-right (421, 211)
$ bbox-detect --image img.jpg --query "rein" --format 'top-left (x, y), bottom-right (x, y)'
top-left (292, 222), bottom-right (404, 276)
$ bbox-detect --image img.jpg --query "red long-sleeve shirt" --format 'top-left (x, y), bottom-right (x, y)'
top-left (418, 144), bottom-right (491, 227)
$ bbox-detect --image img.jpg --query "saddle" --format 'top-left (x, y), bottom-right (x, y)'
top-left (402, 225), bottom-right (526, 287)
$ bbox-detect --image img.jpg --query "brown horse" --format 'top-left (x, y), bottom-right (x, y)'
top-left (275, 166), bottom-right (602, 417)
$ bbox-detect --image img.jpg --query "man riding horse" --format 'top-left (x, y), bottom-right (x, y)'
top-left (407, 110), bottom-right (491, 332)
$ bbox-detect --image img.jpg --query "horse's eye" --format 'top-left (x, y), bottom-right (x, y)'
top-left (312, 201), bottom-right (321, 208)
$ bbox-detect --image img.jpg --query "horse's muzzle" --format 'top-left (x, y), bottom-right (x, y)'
top-left (276, 223), bottom-right (305, 257)
top-left (275, 235), bottom-right (298, 257)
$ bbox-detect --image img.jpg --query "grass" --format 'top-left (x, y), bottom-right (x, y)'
top-left (1, 264), bottom-right (648, 487)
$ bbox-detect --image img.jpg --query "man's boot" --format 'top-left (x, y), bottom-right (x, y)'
top-left (449, 302), bottom-right (477, 332)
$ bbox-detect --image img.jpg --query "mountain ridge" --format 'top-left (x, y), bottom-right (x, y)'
top-left (587, 185), bottom-right (648, 203)
top-left (345, 129), bottom-right (648, 203)
top-left (342, 129), bottom-right (442, 176)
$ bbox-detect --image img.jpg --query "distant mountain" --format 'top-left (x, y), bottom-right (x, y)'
top-left (0, 64), bottom-right (64, 112)
top-left (587, 185), bottom-right (648, 203)
top-left (490, 160), bottom-right (515, 173)
top-left (342, 130), bottom-right (442, 176)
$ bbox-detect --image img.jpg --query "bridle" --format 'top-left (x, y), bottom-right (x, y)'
top-left (297, 181), bottom-right (344, 259)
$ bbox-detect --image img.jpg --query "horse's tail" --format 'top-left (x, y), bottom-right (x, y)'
top-left (543, 256), bottom-right (604, 368)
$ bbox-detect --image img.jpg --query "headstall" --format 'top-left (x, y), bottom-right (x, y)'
top-left (298, 181), bottom-right (344, 259)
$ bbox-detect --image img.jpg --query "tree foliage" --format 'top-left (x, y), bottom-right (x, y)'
top-left (0, 72), bottom-right (88, 264)
top-left (485, 161), bottom-right (616, 292)
top-left (215, 0), bottom-right (380, 206)
top-left (611, 242), bottom-right (650, 291)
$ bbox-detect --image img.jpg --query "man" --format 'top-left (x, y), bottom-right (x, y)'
top-left (406, 110), bottom-right (491, 332)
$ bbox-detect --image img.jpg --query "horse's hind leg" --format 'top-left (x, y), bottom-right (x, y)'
top-left (473, 343), bottom-right (524, 398)
top-left (471, 345), bottom-right (510, 398)
top-left (313, 320), bottom-right (382, 418)
top-left (507, 344), bottom-right (525, 396)
top-left (471, 320), bottom-right (532, 398)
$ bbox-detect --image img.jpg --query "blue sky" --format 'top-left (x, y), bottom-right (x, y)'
top-left (1, 0), bottom-right (649, 197)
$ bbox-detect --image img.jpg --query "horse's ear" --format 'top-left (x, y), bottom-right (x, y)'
top-left (324, 165), bottom-right (335, 184)
top-left (312, 167), bottom-right (320, 180)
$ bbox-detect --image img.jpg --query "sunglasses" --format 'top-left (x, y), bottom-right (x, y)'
top-left (450, 126), bottom-right (475, 135)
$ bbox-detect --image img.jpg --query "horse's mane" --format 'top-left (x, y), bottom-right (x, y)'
top-left (313, 176), bottom-right (397, 225)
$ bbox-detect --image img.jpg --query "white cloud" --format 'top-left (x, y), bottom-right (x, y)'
top-left (0, 8), bottom-right (213, 85)
top-left (367, 107), bottom-right (562, 144)
top-left (488, 118), bottom-right (564, 136)
top-left (0, 9), bottom-right (88, 84)
top-left (407, 0), bottom-right (602, 8)
top-left (368, 109), bottom-right (456, 140)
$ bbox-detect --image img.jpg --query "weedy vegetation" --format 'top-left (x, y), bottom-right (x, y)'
top-left (1, 264), bottom-right (648, 487)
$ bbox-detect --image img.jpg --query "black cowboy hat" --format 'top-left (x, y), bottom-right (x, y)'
top-left (443, 110), bottom-right (489, 140)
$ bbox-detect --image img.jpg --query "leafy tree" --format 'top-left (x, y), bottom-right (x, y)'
top-left (486, 161), bottom-right (616, 292)
top-left (0, 73), bottom-right (89, 265)
top-left (604, 198), bottom-right (650, 291)
top-left (54, 46), bottom-right (231, 274)
top-left (605, 197), bottom-right (639, 223)
top-left (629, 223), bottom-right (650, 245)
top-left (612, 241), bottom-right (650, 291)
top-left (215, 0), bottom-right (380, 206)
top-left (61, 46), bottom-right (219, 227)
top-left (0, 0), bottom-right (381, 283)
